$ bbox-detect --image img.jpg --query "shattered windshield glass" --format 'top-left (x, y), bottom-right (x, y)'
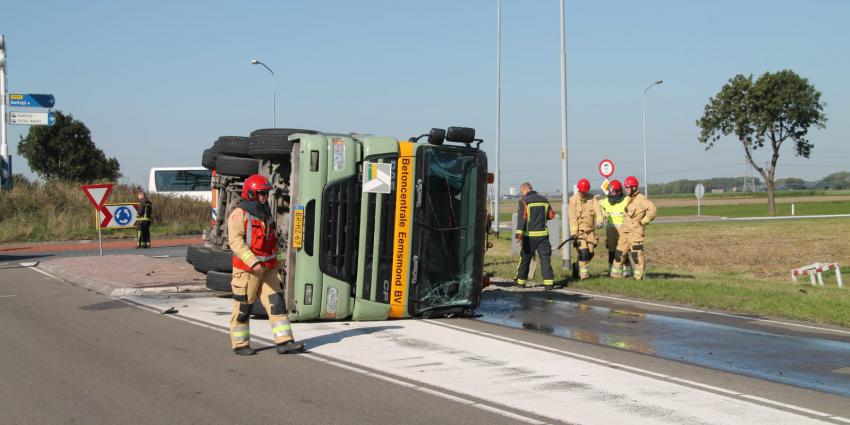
top-left (416, 147), bottom-right (479, 311)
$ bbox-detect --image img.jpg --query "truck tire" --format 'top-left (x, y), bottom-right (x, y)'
top-left (208, 249), bottom-right (233, 273)
top-left (213, 136), bottom-right (251, 157)
top-left (248, 135), bottom-right (295, 159)
top-left (248, 129), bottom-right (316, 159)
top-left (249, 128), bottom-right (318, 138)
top-left (215, 156), bottom-right (258, 178)
top-left (186, 245), bottom-right (206, 264)
top-left (206, 270), bottom-right (232, 292)
top-left (186, 246), bottom-right (211, 273)
top-left (201, 148), bottom-right (218, 170)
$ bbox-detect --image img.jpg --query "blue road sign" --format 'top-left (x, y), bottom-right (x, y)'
top-left (114, 206), bottom-right (134, 226)
top-left (8, 93), bottom-right (55, 108)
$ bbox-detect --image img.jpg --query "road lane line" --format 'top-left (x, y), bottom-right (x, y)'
top-left (0, 294), bottom-right (16, 298)
top-left (428, 319), bottom-right (848, 423)
top-left (114, 292), bottom-right (554, 424)
top-left (23, 267), bottom-right (844, 425)
top-left (554, 289), bottom-right (850, 336)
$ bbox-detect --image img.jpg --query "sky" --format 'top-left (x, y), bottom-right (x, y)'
top-left (2, 0), bottom-right (848, 193)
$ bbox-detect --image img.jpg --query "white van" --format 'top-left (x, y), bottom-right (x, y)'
top-left (148, 167), bottom-right (212, 201)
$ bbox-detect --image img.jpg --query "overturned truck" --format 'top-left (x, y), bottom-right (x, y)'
top-left (187, 127), bottom-right (492, 321)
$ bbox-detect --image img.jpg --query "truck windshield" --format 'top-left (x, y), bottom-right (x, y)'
top-left (415, 147), bottom-right (479, 311)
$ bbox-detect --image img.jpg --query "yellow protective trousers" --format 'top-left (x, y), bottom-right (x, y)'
top-left (229, 268), bottom-right (294, 349)
top-left (575, 235), bottom-right (597, 279)
top-left (611, 233), bottom-right (645, 280)
top-left (605, 226), bottom-right (630, 273)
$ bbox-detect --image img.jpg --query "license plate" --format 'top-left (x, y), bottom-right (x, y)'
top-left (292, 206), bottom-right (304, 249)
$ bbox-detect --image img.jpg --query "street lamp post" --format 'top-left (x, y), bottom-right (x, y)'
top-left (642, 80), bottom-right (663, 197)
top-left (559, 0), bottom-right (570, 267)
top-left (495, 0), bottom-right (501, 237)
top-left (251, 59), bottom-right (276, 128)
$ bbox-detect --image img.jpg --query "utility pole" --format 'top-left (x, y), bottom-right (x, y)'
top-left (494, 0), bottom-right (501, 236)
top-left (0, 34), bottom-right (10, 190)
top-left (558, 0), bottom-right (570, 267)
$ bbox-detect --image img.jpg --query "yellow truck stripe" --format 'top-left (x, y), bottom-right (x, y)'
top-left (389, 141), bottom-right (415, 318)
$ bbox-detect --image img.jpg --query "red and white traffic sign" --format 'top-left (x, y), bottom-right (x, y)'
top-left (598, 159), bottom-right (615, 178)
top-left (81, 184), bottom-right (113, 209)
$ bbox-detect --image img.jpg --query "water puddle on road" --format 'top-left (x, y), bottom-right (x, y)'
top-left (476, 289), bottom-right (850, 397)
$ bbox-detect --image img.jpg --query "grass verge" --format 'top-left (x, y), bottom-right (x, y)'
top-left (0, 179), bottom-right (209, 243)
top-left (656, 200), bottom-right (850, 217)
top-left (485, 218), bottom-right (850, 327)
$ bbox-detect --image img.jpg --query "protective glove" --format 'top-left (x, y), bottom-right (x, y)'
top-left (595, 223), bottom-right (603, 229)
top-left (641, 218), bottom-right (652, 226)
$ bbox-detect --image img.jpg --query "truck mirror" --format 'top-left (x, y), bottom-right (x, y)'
top-left (446, 127), bottom-right (475, 144)
top-left (427, 128), bottom-right (446, 145)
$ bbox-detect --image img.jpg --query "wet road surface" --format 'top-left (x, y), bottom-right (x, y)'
top-left (476, 288), bottom-right (850, 398)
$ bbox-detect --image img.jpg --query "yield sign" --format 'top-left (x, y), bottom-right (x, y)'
top-left (81, 184), bottom-right (113, 209)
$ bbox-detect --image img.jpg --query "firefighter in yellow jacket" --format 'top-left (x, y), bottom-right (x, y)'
top-left (611, 176), bottom-right (657, 280)
top-left (228, 175), bottom-right (303, 356)
top-left (568, 178), bottom-right (603, 279)
top-left (599, 179), bottom-right (631, 277)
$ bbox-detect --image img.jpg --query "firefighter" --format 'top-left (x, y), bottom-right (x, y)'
top-left (611, 176), bottom-right (657, 280)
top-left (514, 182), bottom-right (556, 289)
top-left (599, 179), bottom-right (632, 276)
top-left (228, 175), bottom-right (304, 356)
top-left (568, 178), bottom-right (603, 279)
top-left (135, 190), bottom-right (152, 248)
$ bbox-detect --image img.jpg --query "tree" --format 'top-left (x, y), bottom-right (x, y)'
top-left (696, 70), bottom-right (826, 214)
top-left (817, 171), bottom-right (850, 190)
top-left (17, 110), bottom-right (121, 182)
top-left (775, 177), bottom-right (806, 190)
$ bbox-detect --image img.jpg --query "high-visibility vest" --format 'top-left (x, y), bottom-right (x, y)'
top-left (232, 212), bottom-right (278, 271)
top-left (599, 197), bottom-right (627, 227)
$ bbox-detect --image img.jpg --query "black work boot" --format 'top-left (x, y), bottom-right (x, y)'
top-left (233, 346), bottom-right (257, 356)
top-left (276, 341), bottom-right (305, 354)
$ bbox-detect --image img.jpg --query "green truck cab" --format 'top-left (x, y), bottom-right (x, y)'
top-left (279, 128), bottom-right (489, 321)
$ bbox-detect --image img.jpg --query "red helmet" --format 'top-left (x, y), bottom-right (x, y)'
top-left (609, 179), bottom-right (623, 192)
top-left (577, 178), bottom-right (590, 193)
top-left (624, 176), bottom-right (639, 188)
top-left (242, 175), bottom-right (272, 201)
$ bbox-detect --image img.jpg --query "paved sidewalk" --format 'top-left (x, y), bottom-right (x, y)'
top-left (38, 254), bottom-right (207, 297)
top-left (0, 235), bottom-right (203, 254)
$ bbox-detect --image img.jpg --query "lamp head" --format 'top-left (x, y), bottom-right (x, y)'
top-left (655, 80), bottom-right (664, 85)
top-left (251, 59), bottom-right (260, 65)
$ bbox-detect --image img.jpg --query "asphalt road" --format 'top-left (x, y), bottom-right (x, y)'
top-left (0, 266), bottom-right (520, 425)
top-left (3, 258), bottom-right (849, 424)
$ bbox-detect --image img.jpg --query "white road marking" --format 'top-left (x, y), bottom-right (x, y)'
top-left (120, 292), bottom-right (843, 424)
top-left (0, 295), bottom-right (17, 298)
top-left (557, 289), bottom-right (850, 336)
top-left (21, 267), bottom-right (848, 424)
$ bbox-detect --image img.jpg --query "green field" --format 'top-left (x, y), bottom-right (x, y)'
top-left (497, 197), bottom-right (850, 221)
top-left (656, 200), bottom-right (850, 217)
top-left (485, 217), bottom-right (850, 327)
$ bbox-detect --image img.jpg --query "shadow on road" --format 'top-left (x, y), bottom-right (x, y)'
top-left (0, 253), bottom-right (54, 264)
top-left (80, 299), bottom-right (133, 312)
top-left (294, 325), bottom-right (404, 351)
